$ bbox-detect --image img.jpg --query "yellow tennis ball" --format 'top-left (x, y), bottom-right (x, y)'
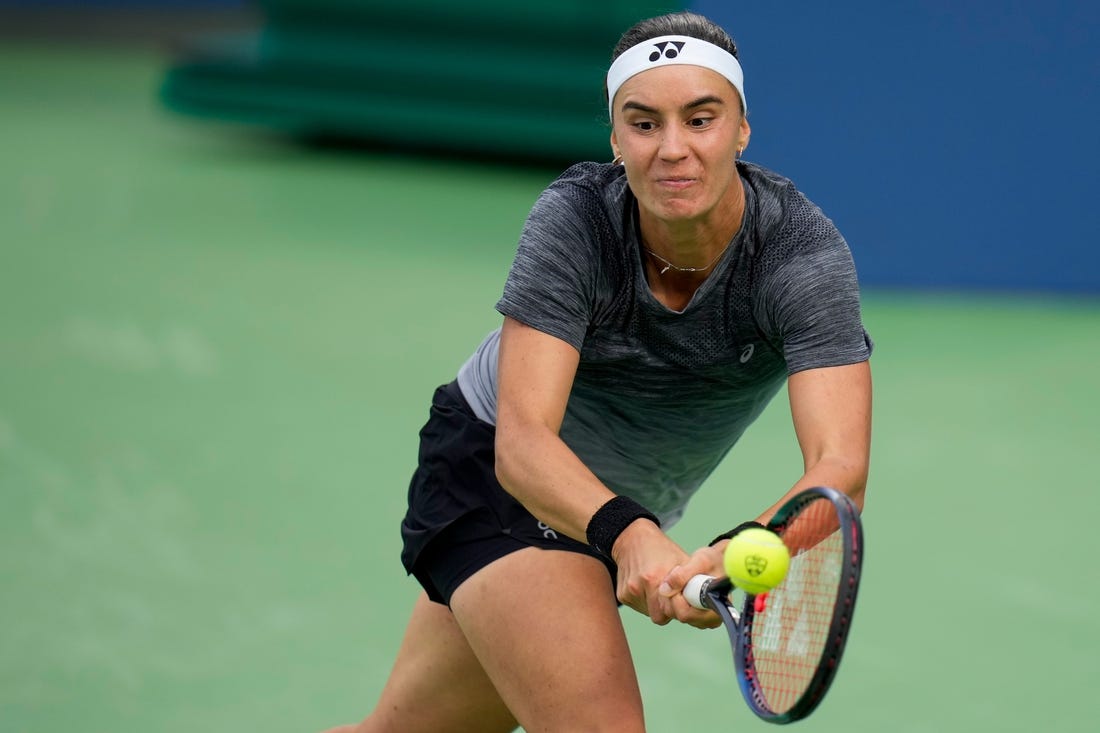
top-left (724, 528), bottom-right (790, 595)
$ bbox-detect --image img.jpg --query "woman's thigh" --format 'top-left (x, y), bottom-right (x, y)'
top-left (450, 547), bottom-right (645, 733)
top-left (355, 592), bottom-right (519, 733)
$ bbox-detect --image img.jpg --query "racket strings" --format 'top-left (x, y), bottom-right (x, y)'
top-left (749, 499), bottom-right (848, 714)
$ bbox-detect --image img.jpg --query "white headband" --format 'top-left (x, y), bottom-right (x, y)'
top-left (606, 35), bottom-right (746, 120)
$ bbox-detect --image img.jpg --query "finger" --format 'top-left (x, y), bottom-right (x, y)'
top-left (670, 594), bottom-right (722, 629)
top-left (617, 577), bottom-right (645, 613)
top-left (658, 565), bottom-right (686, 598)
top-left (690, 610), bottom-right (723, 630)
top-left (684, 608), bottom-right (722, 629)
top-left (649, 590), bottom-right (674, 626)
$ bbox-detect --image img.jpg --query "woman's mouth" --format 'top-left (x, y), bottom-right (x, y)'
top-left (657, 177), bottom-right (697, 190)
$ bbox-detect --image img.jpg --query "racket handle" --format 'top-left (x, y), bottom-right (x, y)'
top-left (684, 574), bottom-right (715, 611)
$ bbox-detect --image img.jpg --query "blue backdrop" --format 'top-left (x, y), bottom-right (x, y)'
top-left (691, 0), bottom-right (1099, 293)
top-left (9, 0), bottom-right (1095, 293)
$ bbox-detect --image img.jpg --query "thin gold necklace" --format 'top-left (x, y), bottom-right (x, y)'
top-left (644, 243), bottom-right (730, 275)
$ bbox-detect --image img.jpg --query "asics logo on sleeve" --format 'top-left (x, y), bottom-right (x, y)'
top-left (740, 344), bottom-right (755, 363)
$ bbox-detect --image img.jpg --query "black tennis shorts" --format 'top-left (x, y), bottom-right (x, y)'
top-left (400, 381), bottom-right (617, 605)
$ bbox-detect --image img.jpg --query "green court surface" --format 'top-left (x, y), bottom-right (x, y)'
top-left (2, 43), bottom-right (1098, 733)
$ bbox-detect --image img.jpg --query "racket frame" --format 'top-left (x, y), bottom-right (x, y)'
top-left (700, 486), bottom-right (863, 724)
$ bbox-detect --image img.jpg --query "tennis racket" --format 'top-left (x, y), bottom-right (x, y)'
top-left (684, 486), bottom-right (863, 724)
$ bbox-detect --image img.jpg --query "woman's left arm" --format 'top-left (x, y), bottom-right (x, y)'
top-left (759, 360), bottom-right (872, 521)
top-left (657, 359), bottom-right (871, 615)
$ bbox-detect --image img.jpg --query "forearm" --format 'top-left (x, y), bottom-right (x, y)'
top-left (494, 420), bottom-right (617, 544)
top-left (755, 454), bottom-right (867, 525)
top-left (755, 361), bottom-right (871, 524)
top-left (496, 418), bottom-right (699, 624)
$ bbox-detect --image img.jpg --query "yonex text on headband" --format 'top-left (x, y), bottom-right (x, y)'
top-left (606, 35), bottom-right (746, 120)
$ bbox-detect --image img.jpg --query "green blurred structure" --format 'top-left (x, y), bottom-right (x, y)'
top-left (160, 0), bottom-right (681, 162)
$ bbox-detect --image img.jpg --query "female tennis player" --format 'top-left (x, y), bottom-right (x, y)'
top-left (324, 10), bottom-right (872, 733)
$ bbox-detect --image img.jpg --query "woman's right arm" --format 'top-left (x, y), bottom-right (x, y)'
top-left (494, 316), bottom-right (615, 543)
top-left (494, 316), bottom-right (714, 625)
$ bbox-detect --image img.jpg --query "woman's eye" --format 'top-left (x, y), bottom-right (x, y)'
top-left (634, 121), bottom-right (656, 131)
top-left (689, 117), bottom-right (712, 128)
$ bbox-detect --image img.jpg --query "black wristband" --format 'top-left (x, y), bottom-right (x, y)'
top-left (708, 520), bottom-right (766, 547)
top-left (586, 496), bottom-right (661, 558)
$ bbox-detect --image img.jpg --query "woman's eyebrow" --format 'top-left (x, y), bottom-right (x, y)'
top-left (620, 95), bottom-right (726, 116)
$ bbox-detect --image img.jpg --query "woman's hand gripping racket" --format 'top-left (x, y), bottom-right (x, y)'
top-left (684, 486), bottom-right (864, 724)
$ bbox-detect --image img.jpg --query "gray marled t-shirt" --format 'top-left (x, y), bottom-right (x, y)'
top-left (457, 161), bottom-right (871, 526)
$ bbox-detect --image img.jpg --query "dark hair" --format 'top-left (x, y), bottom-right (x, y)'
top-left (611, 11), bottom-right (739, 62)
top-left (606, 12), bottom-right (741, 114)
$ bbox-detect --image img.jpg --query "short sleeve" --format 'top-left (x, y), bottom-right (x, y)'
top-left (757, 215), bottom-right (873, 375)
top-left (495, 184), bottom-right (601, 350)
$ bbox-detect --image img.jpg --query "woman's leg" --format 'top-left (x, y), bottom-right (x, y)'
top-left (327, 546), bottom-right (643, 733)
top-left (329, 591), bottom-right (519, 733)
top-left (450, 546), bottom-right (645, 733)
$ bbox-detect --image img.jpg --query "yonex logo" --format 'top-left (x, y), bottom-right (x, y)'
top-left (649, 41), bottom-right (686, 62)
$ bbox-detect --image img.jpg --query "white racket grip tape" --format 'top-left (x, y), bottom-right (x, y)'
top-left (684, 574), bottom-right (714, 610)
